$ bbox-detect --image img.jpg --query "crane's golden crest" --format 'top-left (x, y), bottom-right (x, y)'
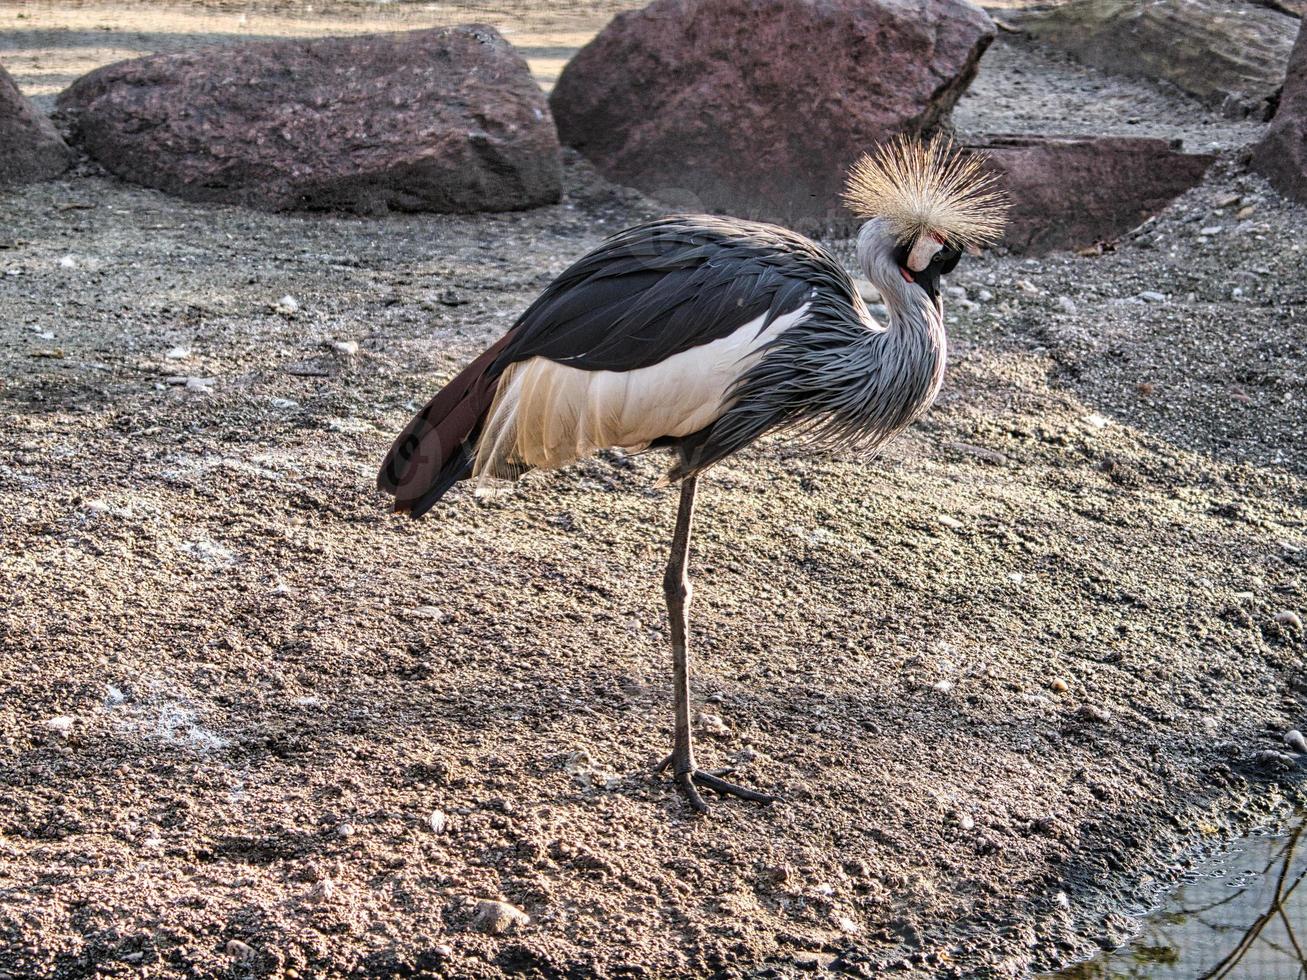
top-left (843, 135), bottom-right (1008, 248)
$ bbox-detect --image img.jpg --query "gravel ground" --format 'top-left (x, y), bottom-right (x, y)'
top-left (1, 5), bottom-right (1305, 979)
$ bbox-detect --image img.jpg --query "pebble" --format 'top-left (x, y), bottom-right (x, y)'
top-left (1076, 705), bottom-right (1112, 724)
top-left (44, 715), bottom-right (75, 734)
top-left (330, 340), bottom-right (359, 356)
top-left (1056, 295), bottom-right (1076, 313)
top-left (269, 397), bottom-right (299, 410)
top-left (274, 295), bottom-right (299, 315)
top-left (1285, 730), bottom-right (1307, 754)
top-left (1274, 610), bottom-right (1302, 630)
top-left (59, 255), bottom-right (77, 269)
top-left (1139, 291), bottom-right (1167, 303)
top-left (184, 376), bottom-right (215, 393)
top-left (945, 285), bottom-right (967, 300)
top-left (305, 878), bottom-right (335, 904)
top-left (977, 288), bottom-right (994, 302)
top-left (471, 899), bottom-right (529, 935)
top-left (412, 605), bottom-right (449, 622)
top-left (938, 515), bottom-right (963, 530)
top-left (1236, 204), bottom-right (1257, 220)
top-left (696, 712), bottom-right (729, 736)
top-left (225, 939), bottom-right (257, 961)
top-left (958, 813), bottom-right (975, 831)
top-left (165, 346), bottom-right (190, 360)
top-left (83, 499), bottom-right (111, 516)
top-left (336, 821), bottom-right (355, 838)
top-left (1199, 225), bottom-right (1222, 236)
top-left (1015, 279), bottom-right (1039, 294)
top-left (428, 809), bottom-right (448, 834)
top-left (1050, 678), bottom-right (1070, 694)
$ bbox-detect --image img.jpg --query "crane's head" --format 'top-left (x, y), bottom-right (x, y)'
top-left (843, 135), bottom-right (1008, 309)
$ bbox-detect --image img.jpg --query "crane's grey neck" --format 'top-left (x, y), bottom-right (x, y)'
top-left (856, 217), bottom-right (944, 340)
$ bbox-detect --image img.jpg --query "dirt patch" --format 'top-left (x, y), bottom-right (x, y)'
top-left (1, 7), bottom-right (1305, 979)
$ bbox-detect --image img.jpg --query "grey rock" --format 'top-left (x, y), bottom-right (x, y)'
top-left (1004, 0), bottom-right (1298, 118)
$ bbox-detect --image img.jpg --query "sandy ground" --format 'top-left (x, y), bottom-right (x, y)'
top-left (1, 4), bottom-right (1306, 979)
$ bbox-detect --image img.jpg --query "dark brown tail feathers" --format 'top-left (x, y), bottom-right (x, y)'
top-left (377, 331), bottom-right (517, 518)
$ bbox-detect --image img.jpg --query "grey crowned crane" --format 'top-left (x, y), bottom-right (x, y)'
top-left (378, 137), bottom-right (1007, 813)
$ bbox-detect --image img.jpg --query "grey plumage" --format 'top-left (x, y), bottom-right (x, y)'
top-left (667, 218), bottom-right (946, 481)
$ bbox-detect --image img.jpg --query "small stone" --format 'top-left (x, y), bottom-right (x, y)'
top-left (83, 499), bottom-right (111, 516)
top-left (471, 899), bottom-right (529, 935)
top-left (932, 679), bottom-right (954, 694)
top-left (433, 944), bottom-right (454, 957)
top-left (412, 605), bottom-right (450, 622)
top-left (1252, 749), bottom-right (1297, 772)
top-left (1076, 704), bottom-right (1112, 724)
top-left (336, 821), bottom-right (355, 838)
top-left (59, 254), bottom-right (77, 269)
top-left (945, 284), bottom-right (967, 300)
top-left (958, 812), bottom-right (975, 831)
top-left (1199, 225), bottom-right (1222, 236)
top-left (269, 397), bottom-right (299, 410)
top-left (330, 340), bottom-right (359, 356)
top-left (1056, 295), bottom-right (1076, 313)
top-left (1236, 204), bottom-right (1257, 220)
top-left (1214, 192), bottom-right (1240, 208)
top-left (1232, 286), bottom-right (1244, 300)
top-left (696, 712), bottom-right (729, 736)
top-left (165, 346), bottom-right (190, 360)
top-left (976, 288), bottom-right (994, 302)
top-left (1285, 730), bottom-right (1307, 754)
top-left (1139, 290), bottom-right (1166, 303)
top-left (274, 295), bottom-right (299, 315)
top-left (1274, 610), bottom-right (1302, 630)
top-left (1050, 678), bottom-right (1070, 694)
top-left (1016, 278), bottom-right (1039, 294)
top-left (428, 809), bottom-right (448, 834)
top-left (938, 514), bottom-right (963, 529)
top-left (44, 715), bottom-right (75, 734)
top-left (305, 878), bottom-right (335, 904)
top-left (184, 376), bottom-right (215, 393)
top-left (225, 939), bottom-right (257, 961)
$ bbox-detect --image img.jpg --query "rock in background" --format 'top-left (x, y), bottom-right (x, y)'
top-left (549, 0), bottom-right (994, 229)
top-left (55, 27), bottom-right (562, 214)
top-left (0, 62), bottom-right (73, 185)
top-left (967, 135), bottom-right (1215, 254)
top-left (1001, 0), bottom-right (1299, 119)
top-left (1254, 21), bottom-right (1307, 201)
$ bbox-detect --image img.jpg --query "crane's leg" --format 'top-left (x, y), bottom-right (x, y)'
top-left (656, 476), bottom-right (775, 813)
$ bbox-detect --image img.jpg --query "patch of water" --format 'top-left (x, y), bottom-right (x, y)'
top-left (1051, 812), bottom-right (1307, 980)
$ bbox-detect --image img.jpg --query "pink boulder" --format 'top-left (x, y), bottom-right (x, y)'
top-left (56, 27), bottom-right (561, 214)
top-left (1, 63), bottom-right (73, 185)
top-left (550, 0), bottom-right (995, 228)
top-left (965, 135), bottom-right (1215, 254)
top-left (1253, 21), bottom-right (1307, 203)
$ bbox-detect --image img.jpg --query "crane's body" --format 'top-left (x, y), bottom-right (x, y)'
top-left (378, 138), bottom-right (1006, 813)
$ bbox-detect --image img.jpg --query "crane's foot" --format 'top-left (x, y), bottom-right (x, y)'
top-left (654, 753), bottom-right (777, 813)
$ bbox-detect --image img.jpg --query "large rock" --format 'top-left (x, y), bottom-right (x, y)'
top-left (56, 27), bottom-right (561, 214)
top-left (0, 63), bottom-right (73, 185)
top-left (1004, 0), bottom-right (1298, 119)
top-left (966, 135), bottom-right (1215, 255)
top-left (550, 0), bottom-right (994, 228)
top-left (1254, 21), bottom-right (1307, 201)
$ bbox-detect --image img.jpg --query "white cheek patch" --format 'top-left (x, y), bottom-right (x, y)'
top-left (907, 234), bottom-right (943, 272)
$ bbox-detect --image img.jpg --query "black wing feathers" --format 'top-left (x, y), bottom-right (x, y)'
top-left (492, 216), bottom-right (855, 373)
